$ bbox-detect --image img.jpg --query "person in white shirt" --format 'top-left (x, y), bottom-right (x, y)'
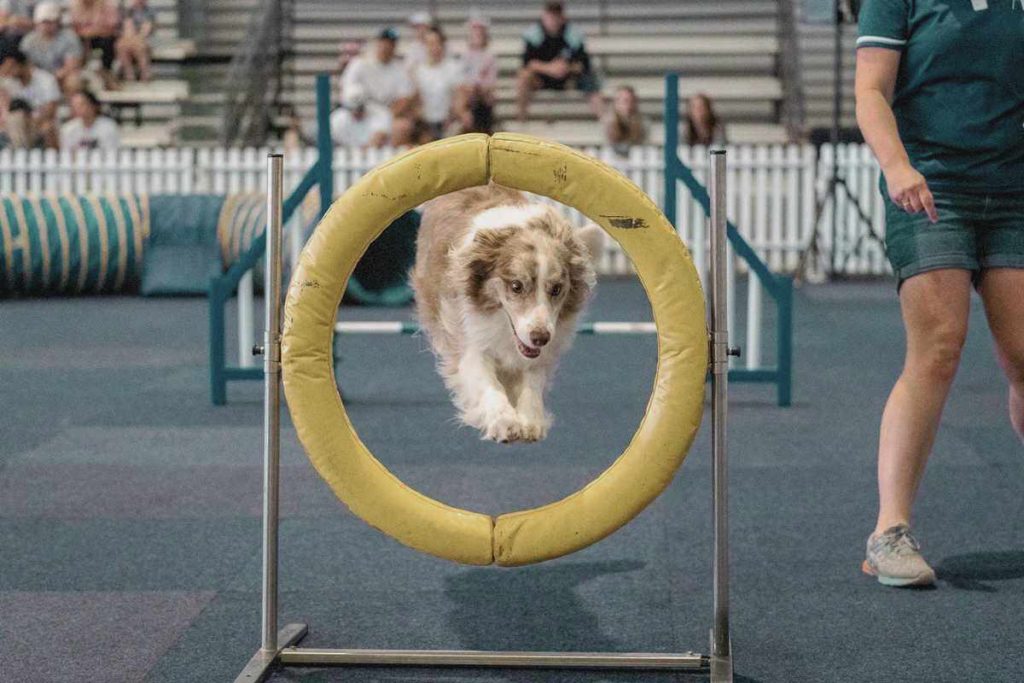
top-left (19, 2), bottom-right (83, 93)
top-left (60, 89), bottom-right (119, 150)
top-left (340, 27), bottom-right (417, 145)
top-left (404, 11), bottom-right (432, 70)
top-left (0, 48), bottom-right (59, 145)
top-left (410, 26), bottom-right (467, 140)
top-left (329, 90), bottom-right (377, 148)
top-left (333, 39), bottom-right (361, 104)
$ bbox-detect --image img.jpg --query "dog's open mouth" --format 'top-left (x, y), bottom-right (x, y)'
top-left (507, 313), bottom-right (541, 359)
top-left (516, 337), bottom-right (541, 359)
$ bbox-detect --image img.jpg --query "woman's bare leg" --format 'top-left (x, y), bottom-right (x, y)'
top-left (137, 42), bottom-right (151, 81)
top-left (977, 268), bottom-right (1024, 442)
top-left (875, 268), bottom-right (972, 534)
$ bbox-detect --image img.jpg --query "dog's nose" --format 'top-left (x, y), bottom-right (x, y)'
top-left (530, 329), bottom-right (551, 347)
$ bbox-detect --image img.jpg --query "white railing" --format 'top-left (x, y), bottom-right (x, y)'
top-left (0, 143), bottom-right (891, 277)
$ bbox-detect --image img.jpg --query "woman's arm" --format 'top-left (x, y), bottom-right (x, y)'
top-left (480, 53), bottom-right (498, 91)
top-left (855, 47), bottom-right (937, 222)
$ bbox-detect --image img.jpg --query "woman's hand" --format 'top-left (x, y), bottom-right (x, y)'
top-left (855, 48), bottom-right (940, 225)
top-left (884, 162), bottom-right (938, 223)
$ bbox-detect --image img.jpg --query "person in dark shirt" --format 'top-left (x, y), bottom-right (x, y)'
top-left (516, 2), bottom-right (603, 121)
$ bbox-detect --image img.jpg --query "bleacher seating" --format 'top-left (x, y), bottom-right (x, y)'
top-left (64, 0), bottom-right (195, 147)
top-left (180, 0), bottom-right (789, 146)
top-left (797, 20), bottom-right (857, 132)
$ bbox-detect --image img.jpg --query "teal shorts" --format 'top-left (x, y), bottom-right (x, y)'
top-left (884, 190), bottom-right (1024, 288)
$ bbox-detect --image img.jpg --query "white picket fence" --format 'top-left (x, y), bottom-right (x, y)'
top-left (0, 144), bottom-right (892, 279)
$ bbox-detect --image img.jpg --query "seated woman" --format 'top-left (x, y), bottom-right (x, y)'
top-left (409, 26), bottom-right (467, 141)
top-left (458, 14), bottom-right (497, 134)
top-left (69, 0), bottom-right (120, 90)
top-left (603, 85), bottom-right (648, 152)
top-left (116, 0), bottom-right (155, 82)
top-left (60, 89), bottom-right (119, 150)
top-left (685, 93), bottom-right (726, 146)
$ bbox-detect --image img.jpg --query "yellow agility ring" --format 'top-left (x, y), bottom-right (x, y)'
top-left (282, 133), bottom-right (708, 567)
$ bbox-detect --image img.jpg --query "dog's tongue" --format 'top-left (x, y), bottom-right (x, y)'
top-left (517, 338), bottom-right (541, 359)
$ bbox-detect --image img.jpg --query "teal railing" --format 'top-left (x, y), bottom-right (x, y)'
top-left (208, 74), bottom-right (334, 405)
top-left (663, 74), bottom-right (793, 406)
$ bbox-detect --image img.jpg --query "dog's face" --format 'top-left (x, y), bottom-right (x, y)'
top-left (460, 205), bottom-right (603, 361)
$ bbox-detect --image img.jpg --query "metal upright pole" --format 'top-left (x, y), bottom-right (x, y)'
top-left (261, 154), bottom-right (285, 653)
top-left (830, 2), bottom-right (843, 275)
top-left (708, 150), bottom-right (733, 683)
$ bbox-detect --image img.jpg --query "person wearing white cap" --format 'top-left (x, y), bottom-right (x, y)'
top-left (19, 2), bottom-right (83, 92)
top-left (404, 10), bottom-right (433, 72)
top-left (329, 87), bottom-right (378, 148)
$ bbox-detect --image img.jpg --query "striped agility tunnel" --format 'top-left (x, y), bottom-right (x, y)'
top-left (0, 190), bottom-right (421, 303)
top-left (0, 194), bottom-right (149, 295)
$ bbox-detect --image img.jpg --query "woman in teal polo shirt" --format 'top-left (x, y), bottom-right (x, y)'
top-left (856, 0), bottom-right (1024, 587)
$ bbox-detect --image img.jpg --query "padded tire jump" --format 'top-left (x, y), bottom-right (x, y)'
top-left (281, 133), bottom-right (708, 566)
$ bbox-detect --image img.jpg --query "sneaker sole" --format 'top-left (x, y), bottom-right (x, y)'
top-left (861, 560), bottom-right (936, 587)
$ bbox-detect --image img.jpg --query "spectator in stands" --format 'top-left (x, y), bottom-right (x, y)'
top-left (516, 2), bottom-right (603, 122)
top-left (0, 88), bottom-right (35, 148)
top-left (340, 27), bottom-right (417, 146)
top-left (684, 93), bottom-right (726, 146)
top-left (603, 85), bottom-right (647, 151)
top-left (0, 47), bottom-right (59, 146)
top-left (60, 88), bottom-right (118, 150)
top-left (332, 39), bottom-right (362, 115)
top-left (0, 87), bottom-right (10, 146)
top-left (0, 1), bottom-right (36, 59)
top-left (115, 0), bottom-right (155, 82)
top-left (20, 2), bottom-right (84, 94)
top-left (69, 0), bottom-right (120, 90)
top-left (329, 90), bottom-right (375, 148)
top-left (405, 11), bottom-right (433, 67)
top-left (334, 39), bottom-right (361, 88)
top-left (410, 26), bottom-right (466, 140)
top-left (459, 13), bottom-right (496, 134)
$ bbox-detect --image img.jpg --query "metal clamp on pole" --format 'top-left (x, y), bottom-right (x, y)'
top-left (708, 149), bottom-right (733, 683)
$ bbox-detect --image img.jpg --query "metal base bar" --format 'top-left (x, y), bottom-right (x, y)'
top-left (235, 623), bottom-right (309, 683)
top-left (279, 647), bottom-right (706, 670)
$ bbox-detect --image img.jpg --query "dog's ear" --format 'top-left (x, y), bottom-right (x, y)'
top-left (559, 224), bottom-right (601, 320)
top-left (457, 228), bottom-right (510, 309)
top-left (575, 223), bottom-right (605, 266)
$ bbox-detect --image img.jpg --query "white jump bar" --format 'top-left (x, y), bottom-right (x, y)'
top-left (334, 321), bottom-right (657, 335)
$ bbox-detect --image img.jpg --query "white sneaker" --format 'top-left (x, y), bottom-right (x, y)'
top-left (862, 524), bottom-right (937, 587)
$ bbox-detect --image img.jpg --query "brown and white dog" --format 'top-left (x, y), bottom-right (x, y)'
top-left (411, 184), bottom-right (603, 443)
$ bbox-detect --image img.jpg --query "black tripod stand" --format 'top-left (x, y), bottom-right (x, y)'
top-left (796, 0), bottom-right (884, 283)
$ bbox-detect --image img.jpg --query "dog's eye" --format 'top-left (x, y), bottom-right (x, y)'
top-left (550, 284), bottom-right (563, 297)
top-left (509, 280), bottom-right (524, 294)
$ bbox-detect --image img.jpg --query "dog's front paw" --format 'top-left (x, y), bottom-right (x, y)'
top-left (516, 416), bottom-right (550, 443)
top-left (482, 412), bottom-right (523, 443)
